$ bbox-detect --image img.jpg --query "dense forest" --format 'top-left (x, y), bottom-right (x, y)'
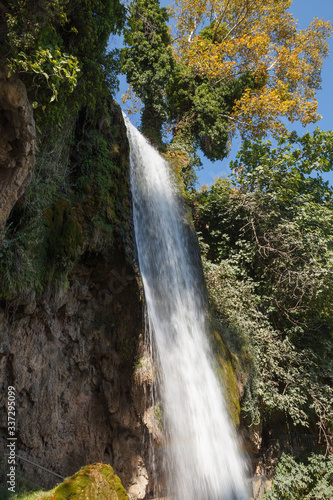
top-left (0, 0), bottom-right (333, 498)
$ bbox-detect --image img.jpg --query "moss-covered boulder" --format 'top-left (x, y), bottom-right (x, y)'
top-left (42, 463), bottom-right (129, 500)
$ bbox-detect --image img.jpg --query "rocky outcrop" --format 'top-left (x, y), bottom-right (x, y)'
top-left (0, 69), bottom-right (36, 228)
top-left (0, 249), bottom-right (161, 499)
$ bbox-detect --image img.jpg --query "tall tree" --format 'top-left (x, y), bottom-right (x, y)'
top-left (122, 0), bottom-right (174, 145)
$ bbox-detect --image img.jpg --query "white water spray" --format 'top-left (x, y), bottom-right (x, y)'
top-left (125, 117), bottom-right (249, 500)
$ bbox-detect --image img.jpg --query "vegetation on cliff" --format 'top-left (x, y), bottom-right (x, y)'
top-left (0, 0), bottom-right (131, 297)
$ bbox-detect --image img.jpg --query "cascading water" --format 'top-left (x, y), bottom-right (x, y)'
top-left (125, 116), bottom-right (249, 500)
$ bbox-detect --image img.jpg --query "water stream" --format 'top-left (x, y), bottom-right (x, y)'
top-left (125, 117), bottom-right (249, 500)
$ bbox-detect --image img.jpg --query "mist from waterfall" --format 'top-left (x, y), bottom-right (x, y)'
top-left (125, 116), bottom-right (249, 500)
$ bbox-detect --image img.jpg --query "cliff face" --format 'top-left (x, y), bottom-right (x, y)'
top-left (0, 252), bottom-right (153, 498)
top-left (0, 77), bottom-right (160, 499)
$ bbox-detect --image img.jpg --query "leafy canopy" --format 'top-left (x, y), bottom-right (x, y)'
top-left (174, 0), bottom-right (332, 140)
top-left (3, 0), bottom-right (125, 122)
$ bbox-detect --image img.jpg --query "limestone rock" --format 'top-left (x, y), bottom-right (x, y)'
top-left (0, 69), bottom-right (36, 227)
top-left (241, 421), bottom-right (263, 455)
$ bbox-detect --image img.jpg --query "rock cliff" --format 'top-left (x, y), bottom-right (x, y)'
top-left (0, 77), bottom-right (160, 499)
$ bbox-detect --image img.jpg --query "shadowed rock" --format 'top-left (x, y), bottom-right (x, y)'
top-left (0, 69), bottom-right (36, 228)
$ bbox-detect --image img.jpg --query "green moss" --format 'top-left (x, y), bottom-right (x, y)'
top-left (72, 102), bottom-right (131, 254)
top-left (43, 463), bottom-right (129, 500)
top-left (162, 150), bottom-right (188, 198)
top-left (214, 330), bottom-right (241, 426)
top-left (0, 463), bottom-right (129, 499)
top-left (45, 199), bottom-right (83, 264)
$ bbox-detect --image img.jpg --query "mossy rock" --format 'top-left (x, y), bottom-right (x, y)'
top-left (41, 463), bottom-right (129, 500)
top-left (214, 330), bottom-right (241, 426)
top-left (162, 150), bottom-right (188, 199)
top-left (45, 199), bottom-right (82, 263)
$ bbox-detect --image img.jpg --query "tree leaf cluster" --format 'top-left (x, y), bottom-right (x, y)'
top-left (263, 453), bottom-right (333, 499)
top-left (2, 0), bottom-right (126, 125)
top-left (121, 0), bottom-right (175, 144)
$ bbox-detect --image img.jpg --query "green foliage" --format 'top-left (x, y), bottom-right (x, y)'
top-left (263, 453), bottom-right (333, 499)
top-left (0, 219), bottom-right (49, 298)
top-left (3, 0), bottom-right (125, 127)
top-left (0, 197), bottom-right (83, 298)
top-left (202, 257), bottom-right (320, 428)
top-left (5, 1), bottom-right (79, 111)
top-left (8, 41), bottom-right (80, 104)
top-left (167, 69), bottom-right (264, 161)
top-left (193, 130), bottom-right (333, 444)
top-left (122, 0), bottom-right (174, 144)
top-left (45, 198), bottom-right (82, 266)
top-left (74, 124), bottom-right (124, 253)
top-left (196, 131), bottom-right (333, 331)
top-left (61, 0), bottom-right (125, 111)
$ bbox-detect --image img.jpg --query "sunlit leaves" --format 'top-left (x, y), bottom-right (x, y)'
top-left (9, 47), bottom-right (80, 103)
top-left (173, 0), bottom-right (332, 140)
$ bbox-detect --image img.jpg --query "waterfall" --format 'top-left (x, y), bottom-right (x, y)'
top-left (125, 116), bottom-right (249, 500)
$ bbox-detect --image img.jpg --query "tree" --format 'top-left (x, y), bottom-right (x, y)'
top-left (121, 0), bottom-right (175, 145)
top-left (166, 65), bottom-right (263, 161)
top-left (174, 0), bottom-right (332, 140)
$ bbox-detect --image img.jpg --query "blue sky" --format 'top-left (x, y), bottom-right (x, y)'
top-left (110, 0), bottom-right (333, 187)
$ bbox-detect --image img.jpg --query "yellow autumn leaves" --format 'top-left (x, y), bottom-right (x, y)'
top-left (172, 0), bottom-right (332, 138)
